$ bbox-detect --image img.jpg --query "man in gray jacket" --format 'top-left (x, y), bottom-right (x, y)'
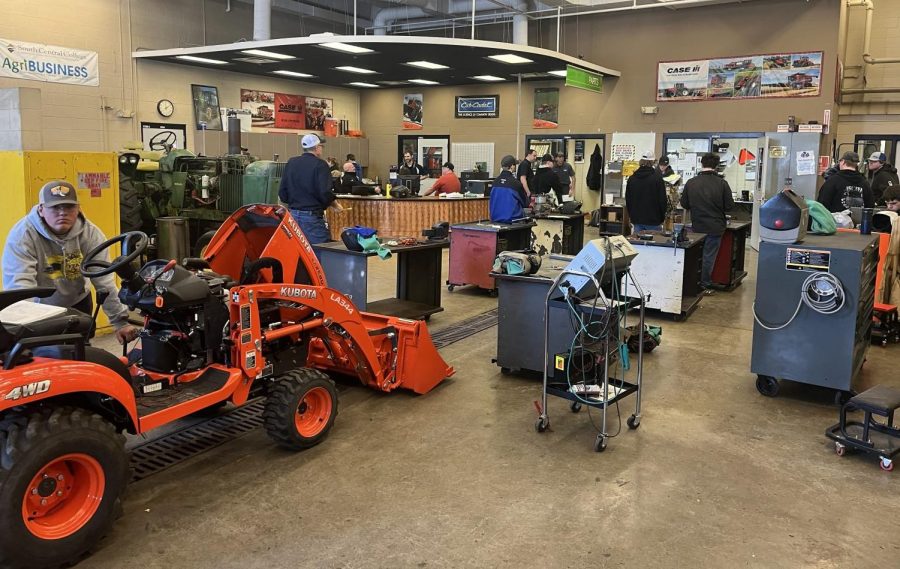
top-left (2, 181), bottom-right (139, 344)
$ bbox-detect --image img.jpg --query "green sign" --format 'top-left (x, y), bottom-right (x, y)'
top-left (565, 65), bottom-right (602, 93)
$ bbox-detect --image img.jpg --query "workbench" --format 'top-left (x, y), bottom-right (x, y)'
top-left (324, 195), bottom-right (489, 240)
top-left (493, 267), bottom-right (618, 375)
top-left (313, 239), bottom-right (448, 320)
top-left (532, 213), bottom-right (585, 256)
top-left (626, 232), bottom-right (705, 320)
top-left (705, 220), bottom-right (750, 290)
top-left (447, 221), bottom-right (535, 294)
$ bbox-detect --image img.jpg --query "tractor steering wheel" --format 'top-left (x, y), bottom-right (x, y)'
top-left (149, 131), bottom-right (177, 151)
top-left (81, 231), bottom-right (149, 279)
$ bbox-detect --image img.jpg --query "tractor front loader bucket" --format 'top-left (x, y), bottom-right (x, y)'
top-left (369, 313), bottom-right (454, 394)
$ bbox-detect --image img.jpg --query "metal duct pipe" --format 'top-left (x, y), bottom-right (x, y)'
top-left (841, 87), bottom-right (900, 94)
top-left (253, 0), bottom-right (271, 41)
top-left (372, 0), bottom-right (514, 36)
top-left (513, 1), bottom-right (528, 45)
top-left (227, 115), bottom-right (242, 155)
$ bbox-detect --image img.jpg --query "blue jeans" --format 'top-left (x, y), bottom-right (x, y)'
top-left (291, 210), bottom-right (331, 245)
top-left (633, 224), bottom-right (662, 233)
top-left (701, 233), bottom-right (723, 288)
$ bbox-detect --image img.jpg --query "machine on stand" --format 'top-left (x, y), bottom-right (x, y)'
top-left (751, 193), bottom-right (879, 401)
top-left (532, 237), bottom-right (647, 452)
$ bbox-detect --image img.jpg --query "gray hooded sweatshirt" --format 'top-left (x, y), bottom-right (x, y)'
top-left (2, 206), bottom-right (130, 328)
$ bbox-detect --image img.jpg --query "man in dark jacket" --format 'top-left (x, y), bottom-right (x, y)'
top-left (490, 155), bottom-right (527, 223)
top-left (681, 153), bottom-right (734, 292)
top-left (626, 151), bottom-right (668, 232)
top-left (817, 151), bottom-right (874, 213)
top-left (279, 133), bottom-right (336, 244)
top-left (517, 148), bottom-right (537, 198)
top-left (532, 154), bottom-right (563, 202)
top-left (866, 151), bottom-right (899, 205)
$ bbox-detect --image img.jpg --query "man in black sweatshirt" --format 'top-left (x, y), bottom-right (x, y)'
top-left (866, 151), bottom-right (899, 205)
top-left (681, 153), bottom-right (734, 292)
top-left (625, 151), bottom-right (667, 232)
top-left (817, 151), bottom-right (874, 213)
top-left (532, 154), bottom-right (564, 202)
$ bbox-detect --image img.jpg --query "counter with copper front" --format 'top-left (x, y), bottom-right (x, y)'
top-left (325, 195), bottom-right (489, 240)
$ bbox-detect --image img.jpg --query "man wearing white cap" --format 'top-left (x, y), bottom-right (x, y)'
top-left (625, 150), bottom-right (668, 233)
top-left (2, 181), bottom-right (139, 344)
top-left (278, 133), bottom-right (336, 244)
top-left (866, 151), bottom-right (899, 205)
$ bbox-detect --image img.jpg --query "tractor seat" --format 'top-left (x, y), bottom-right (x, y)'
top-left (0, 308), bottom-right (94, 351)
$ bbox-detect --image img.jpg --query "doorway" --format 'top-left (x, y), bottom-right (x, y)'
top-left (398, 135), bottom-right (450, 178)
top-left (524, 134), bottom-right (606, 211)
top-left (852, 134), bottom-right (900, 173)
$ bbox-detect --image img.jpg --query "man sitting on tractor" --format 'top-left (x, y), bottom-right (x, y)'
top-left (1, 180), bottom-right (140, 344)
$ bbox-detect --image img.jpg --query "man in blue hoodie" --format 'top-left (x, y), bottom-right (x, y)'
top-left (2, 181), bottom-right (139, 344)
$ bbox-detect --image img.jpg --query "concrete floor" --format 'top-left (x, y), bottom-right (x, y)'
top-left (81, 244), bottom-right (900, 569)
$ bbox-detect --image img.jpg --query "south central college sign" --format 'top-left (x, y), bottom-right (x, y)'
top-left (0, 38), bottom-right (99, 86)
top-left (455, 95), bottom-right (499, 118)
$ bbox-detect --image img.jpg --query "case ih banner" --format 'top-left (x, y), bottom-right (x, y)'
top-left (657, 51), bottom-right (822, 102)
top-left (274, 93), bottom-right (305, 129)
top-left (0, 38), bottom-right (99, 86)
top-left (241, 89), bottom-right (333, 131)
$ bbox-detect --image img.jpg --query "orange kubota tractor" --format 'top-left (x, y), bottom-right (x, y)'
top-left (0, 204), bottom-right (452, 568)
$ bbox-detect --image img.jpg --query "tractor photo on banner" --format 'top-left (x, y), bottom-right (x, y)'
top-left (533, 88), bottom-right (559, 128)
top-left (402, 93), bottom-right (424, 130)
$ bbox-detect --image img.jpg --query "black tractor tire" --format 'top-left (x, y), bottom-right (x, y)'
top-left (119, 179), bottom-right (144, 234)
top-left (263, 368), bottom-right (339, 450)
top-left (193, 230), bottom-right (218, 258)
top-left (0, 407), bottom-right (128, 569)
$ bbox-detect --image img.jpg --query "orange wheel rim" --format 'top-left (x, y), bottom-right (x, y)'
top-left (295, 386), bottom-right (332, 437)
top-left (22, 453), bottom-right (105, 540)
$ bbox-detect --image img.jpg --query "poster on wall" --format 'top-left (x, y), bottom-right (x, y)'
top-left (455, 95), bottom-right (499, 118)
top-left (533, 88), bottom-right (559, 128)
top-left (574, 140), bottom-right (585, 163)
top-left (240, 89), bottom-right (275, 129)
top-left (657, 51), bottom-right (822, 102)
top-left (141, 122), bottom-right (186, 151)
top-left (190, 84), bottom-right (222, 130)
top-left (0, 38), bottom-right (99, 86)
top-left (403, 93), bottom-right (424, 129)
top-left (274, 92), bottom-right (305, 129)
top-left (304, 97), bottom-right (334, 130)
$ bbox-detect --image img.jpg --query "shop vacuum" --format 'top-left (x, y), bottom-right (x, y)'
top-left (750, 190), bottom-right (879, 400)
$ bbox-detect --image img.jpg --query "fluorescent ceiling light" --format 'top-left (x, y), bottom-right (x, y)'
top-left (488, 53), bottom-right (533, 64)
top-left (471, 75), bottom-right (504, 82)
top-left (548, 69), bottom-right (568, 77)
top-left (406, 60), bottom-right (449, 70)
top-left (273, 70), bottom-right (313, 78)
top-left (176, 55), bottom-right (228, 65)
top-left (240, 49), bottom-right (294, 60)
top-left (409, 79), bottom-right (439, 85)
top-left (349, 82), bottom-right (379, 88)
top-left (336, 65), bottom-right (377, 74)
top-left (320, 42), bottom-right (373, 54)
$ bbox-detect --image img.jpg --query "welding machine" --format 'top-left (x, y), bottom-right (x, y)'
top-left (751, 233), bottom-right (879, 398)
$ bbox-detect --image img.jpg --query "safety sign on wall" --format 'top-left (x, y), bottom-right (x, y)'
top-left (0, 38), bottom-right (99, 86)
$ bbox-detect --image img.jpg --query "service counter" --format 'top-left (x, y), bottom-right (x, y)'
top-left (325, 195), bottom-right (489, 240)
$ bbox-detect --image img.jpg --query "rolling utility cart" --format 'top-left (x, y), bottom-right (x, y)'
top-left (533, 269), bottom-right (647, 452)
top-left (708, 220), bottom-right (750, 290)
top-left (447, 220), bottom-right (534, 295)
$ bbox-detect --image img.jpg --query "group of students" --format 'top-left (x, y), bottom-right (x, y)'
top-left (817, 150), bottom-right (900, 213)
top-left (625, 151), bottom-right (733, 293)
top-left (488, 149), bottom-right (577, 223)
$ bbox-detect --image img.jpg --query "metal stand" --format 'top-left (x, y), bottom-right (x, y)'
top-left (534, 269), bottom-right (646, 452)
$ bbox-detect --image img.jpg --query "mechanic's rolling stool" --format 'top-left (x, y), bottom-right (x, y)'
top-left (827, 385), bottom-right (900, 471)
top-left (872, 303), bottom-right (900, 346)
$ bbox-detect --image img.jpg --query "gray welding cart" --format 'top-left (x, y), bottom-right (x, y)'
top-left (751, 233), bottom-right (879, 400)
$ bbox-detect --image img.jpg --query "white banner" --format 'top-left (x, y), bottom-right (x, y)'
top-left (656, 59), bottom-right (709, 101)
top-left (0, 38), bottom-right (99, 86)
